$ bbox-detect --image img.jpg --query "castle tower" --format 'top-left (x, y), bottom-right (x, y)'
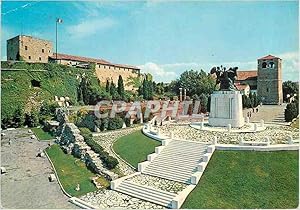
top-left (7, 35), bottom-right (52, 63)
top-left (257, 55), bottom-right (283, 104)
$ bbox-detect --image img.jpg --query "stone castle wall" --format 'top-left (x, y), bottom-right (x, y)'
top-left (95, 64), bottom-right (140, 91)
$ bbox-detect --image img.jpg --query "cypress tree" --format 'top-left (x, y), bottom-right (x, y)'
top-left (117, 75), bottom-right (125, 98)
top-left (106, 80), bottom-right (110, 92)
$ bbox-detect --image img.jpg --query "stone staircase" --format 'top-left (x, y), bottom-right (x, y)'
top-left (143, 140), bottom-right (208, 183)
top-left (115, 180), bottom-right (176, 208)
top-left (112, 139), bottom-right (211, 208)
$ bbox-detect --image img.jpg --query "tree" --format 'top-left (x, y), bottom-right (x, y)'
top-left (110, 81), bottom-right (119, 99)
top-left (199, 93), bottom-right (208, 113)
top-left (25, 110), bottom-right (39, 127)
top-left (126, 76), bottom-right (142, 89)
top-left (285, 102), bottom-right (299, 122)
top-left (283, 81), bottom-right (299, 102)
top-left (14, 107), bottom-right (25, 127)
top-left (177, 70), bottom-right (215, 96)
top-left (39, 101), bottom-right (60, 123)
top-left (117, 75), bottom-right (125, 99)
top-left (140, 75), bottom-right (154, 100)
top-left (105, 80), bottom-right (110, 92)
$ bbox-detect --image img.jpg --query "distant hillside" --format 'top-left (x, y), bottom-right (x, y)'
top-left (1, 61), bottom-right (99, 122)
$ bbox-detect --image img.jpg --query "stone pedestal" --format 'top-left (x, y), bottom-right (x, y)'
top-left (209, 91), bottom-right (244, 127)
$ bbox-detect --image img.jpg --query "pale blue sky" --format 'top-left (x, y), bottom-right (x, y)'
top-left (1, 1), bottom-right (299, 82)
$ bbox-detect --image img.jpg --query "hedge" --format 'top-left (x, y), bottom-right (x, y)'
top-left (80, 127), bottom-right (119, 169)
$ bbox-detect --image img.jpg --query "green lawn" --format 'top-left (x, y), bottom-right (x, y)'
top-left (182, 150), bottom-right (299, 209)
top-left (32, 127), bottom-right (54, 140)
top-left (45, 144), bottom-right (98, 196)
top-left (113, 130), bottom-right (161, 168)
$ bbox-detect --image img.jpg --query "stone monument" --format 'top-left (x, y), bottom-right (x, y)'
top-left (209, 66), bottom-right (244, 127)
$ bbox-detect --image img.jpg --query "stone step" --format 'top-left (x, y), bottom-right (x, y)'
top-left (116, 181), bottom-right (175, 207)
top-left (167, 140), bottom-right (207, 146)
top-left (165, 144), bottom-right (207, 150)
top-left (143, 171), bottom-right (190, 184)
top-left (156, 152), bottom-right (205, 160)
top-left (122, 180), bottom-right (176, 197)
top-left (161, 148), bottom-right (207, 156)
top-left (143, 167), bottom-right (192, 179)
top-left (152, 155), bottom-right (202, 163)
top-left (145, 165), bottom-right (196, 175)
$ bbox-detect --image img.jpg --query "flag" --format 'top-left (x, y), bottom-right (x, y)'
top-left (56, 18), bottom-right (63, 23)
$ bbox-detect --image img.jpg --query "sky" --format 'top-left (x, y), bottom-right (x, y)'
top-left (1, 0), bottom-right (299, 82)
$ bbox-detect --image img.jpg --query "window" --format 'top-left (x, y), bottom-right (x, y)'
top-left (269, 62), bottom-right (275, 68)
top-left (109, 66), bottom-right (111, 69)
top-left (98, 64), bottom-right (101, 68)
top-left (39, 57), bottom-right (42, 61)
top-left (28, 56), bottom-right (31, 59)
top-left (49, 50), bottom-right (51, 53)
top-left (42, 49), bottom-right (44, 53)
top-left (262, 62), bottom-right (267, 68)
top-left (104, 65), bottom-right (106, 69)
top-left (267, 88), bottom-right (269, 92)
top-left (25, 46), bottom-right (28, 50)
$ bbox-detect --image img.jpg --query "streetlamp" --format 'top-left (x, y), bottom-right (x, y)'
top-left (56, 18), bottom-right (63, 62)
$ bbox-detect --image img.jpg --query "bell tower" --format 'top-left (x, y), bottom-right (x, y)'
top-left (257, 55), bottom-right (283, 104)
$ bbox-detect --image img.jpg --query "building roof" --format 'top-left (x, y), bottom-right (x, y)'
top-left (50, 53), bottom-right (140, 70)
top-left (236, 70), bottom-right (257, 81)
top-left (258, 54), bottom-right (280, 60)
top-left (235, 83), bottom-right (250, 91)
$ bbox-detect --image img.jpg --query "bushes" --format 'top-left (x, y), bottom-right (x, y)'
top-left (285, 102), bottom-right (299, 122)
top-left (108, 117), bottom-right (124, 130)
top-left (79, 127), bottom-right (119, 169)
top-left (76, 114), bottom-right (96, 132)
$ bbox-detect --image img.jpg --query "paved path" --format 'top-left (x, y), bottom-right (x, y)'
top-left (1, 128), bottom-right (76, 209)
top-left (243, 104), bottom-right (287, 124)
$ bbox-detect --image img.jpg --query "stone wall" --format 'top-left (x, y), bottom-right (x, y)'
top-left (95, 64), bottom-right (140, 91)
top-left (58, 122), bottom-right (118, 180)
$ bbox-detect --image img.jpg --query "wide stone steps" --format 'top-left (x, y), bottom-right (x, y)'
top-left (115, 180), bottom-right (176, 208)
top-left (141, 140), bottom-right (208, 183)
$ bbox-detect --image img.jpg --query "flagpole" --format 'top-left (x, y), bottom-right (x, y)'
top-left (55, 18), bottom-right (58, 60)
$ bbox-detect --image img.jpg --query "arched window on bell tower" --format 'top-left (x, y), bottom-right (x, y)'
top-left (262, 62), bottom-right (267, 68)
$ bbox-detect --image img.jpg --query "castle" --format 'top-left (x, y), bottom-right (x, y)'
top-left (6, 35), bottom-right (141, 90)
top-left (235, 55), bottom-right (283, 104)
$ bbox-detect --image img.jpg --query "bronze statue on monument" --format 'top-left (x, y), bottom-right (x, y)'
top-left (210, 66), bottom-right (238, 91)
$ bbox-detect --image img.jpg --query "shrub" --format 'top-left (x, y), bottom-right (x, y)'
top-left (100, 118), bottom-right (109, 131)
top-left (76, 114), bottom-right (96, 132)
top-left (285, 102), bottom-right (299, 122)
top-left (108, 116), bottom-right (124, 130)
top-left (79, 127), bottom-right (119, 169)
top-left (25, 110), bottom-right (39, 127)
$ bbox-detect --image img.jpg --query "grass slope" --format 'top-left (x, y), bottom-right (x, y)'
top-left (46, 144), bottom-right (98, 196)
top-left (113, 130), bottom-right (160, 168)
top-left (32, 127), bottom-right (54, 140)
top-left (1, 61), bottom-right (99, 120)
top-left (182, 150), bottom-right (299, 209)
